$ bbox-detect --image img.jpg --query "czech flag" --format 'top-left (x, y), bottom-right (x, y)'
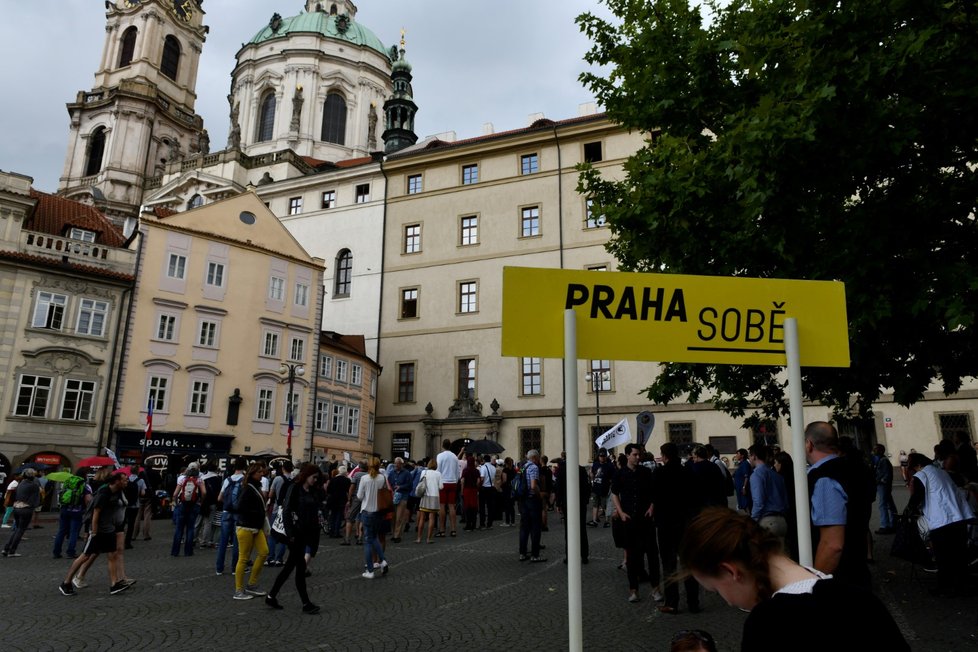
top-left (145, 398), bottom-right (153, 438)
top-left (287, 411), bottom-right (294, 452)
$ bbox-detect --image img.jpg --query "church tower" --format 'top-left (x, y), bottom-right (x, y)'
top-left (382, 35), bottom-right (419, 154)
top-left (59, 0), bottom-right (208, 223)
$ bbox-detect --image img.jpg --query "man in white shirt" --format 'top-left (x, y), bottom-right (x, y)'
top-left (436, 439), bottom-right (462, 537)
top-left (478, 454), bottom-right (496, 530)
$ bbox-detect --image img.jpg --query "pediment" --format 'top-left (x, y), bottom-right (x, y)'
top-left (142, 171), bottom-right (244, 209)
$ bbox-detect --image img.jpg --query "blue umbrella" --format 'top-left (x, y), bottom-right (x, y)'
top-left (14, 462), bottom-right (51, 474)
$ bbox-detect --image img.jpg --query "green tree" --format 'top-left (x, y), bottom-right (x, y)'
top-left (577, 0), bottom-right (978, 423)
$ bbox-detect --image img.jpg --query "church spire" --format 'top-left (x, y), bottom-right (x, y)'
top-left (382, 29), bottom-right (419, 154)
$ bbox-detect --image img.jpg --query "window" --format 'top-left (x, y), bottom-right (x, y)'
top-left (370, 373), bottom-right (377, 398)
top-left (583, 141), bottom-right (603, 163)
top-left (32, 292), bottom-right (67, 330)
top-left (320, 355), bottom-right (333, 378)
top-left (321, 93), bottom-right (347, 144)
top-left (587, 264), bottom-right (608, 272)
top-left (156, 315), bottom-right (177, 342)
top-left (206, 262), bottom-right (225, 287)
top-left (321, 190), bottom-right (336, 209)
top-left (668, 422), bottom-right (694, 447)
top-left (85, 127), bottom-right (106, 176)
top-left (939, 413), bottom-right (973, 442)
top-left (585, 199), bottom-right (606, 229)
top-left (315, 399), bottom-right (329, 431)
top-left (520, 428), bottom-right (542, 460)
top-left (189, 380), bottom-right (210, 415)
top-left (351, 364), bottom-right (363, 385)
top-left (588, 360), bottom-right (612, 391)
top-left (520, 206), bottom-right (540, 237)
top-left (331, 404), bottom-right (345, 433)
top-left (167, 253), bottom-right (186, 279)
top-left (355, 184), bottom-right (370, 203)
top-left (289, 337), bottom-right (305, 362)
top-left (458, 281), bottom-right (478, 313)
top-left (14, 375), bottom-right (52, 417)
top-left (147, 376), bottom-right (168, 412)
top-left (284, 391), bottom-right (299, 422)
top-left (161, 35), bottom-right (180, 80)
top-left (397, 362), bottom-right (415, 402)
top-left (334, 250), bottom-right (352, 296)
top-left (288, 197), bottom-right (303, 215)
top-left (460, 215), bottom-right (478, 246)
top-left (257, 92), bottom-right (276, 142)
top-left (188, 194), bottom-right (204, 210)
top-left (294, 283), bottom-right (309, 307)
top-left (462, 164), bottom-right (479, 185)
top-left (400, 288), bottom-right (418, 319)
top-left (407, 174), bottom-right (422, 194)
top-left (76, 299), bottom-right (109, 337)
top-left (70, 228), bottom-right (96, 242)
top-left (520, 153), bottom-right (539, 175)
top-left (197, 320), bottom-right (217, 347)
top-left (521, 357), bottom-right (542, 396)
top-left (61, 379), bottom-right (96, 421)
top-left (457, 358), bottom-right (476, 399)
top-left (257, 388), bottom-right (274, 421)
top-left (336, 359), bottom-right (348, 383)
top-left (347, 407), bottom-right (360, 436)
top-left (404, 224), bottom-right (421, 254)
top-left (263, 331), bottom-right (279, 357)
top-left (119, 26), bottom-right (137, 68)
top-left (268, 276), bottom-right (285, 301)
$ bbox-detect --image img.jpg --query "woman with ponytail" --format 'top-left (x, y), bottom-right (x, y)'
top-left (679, 507), bottom-right (908, 651)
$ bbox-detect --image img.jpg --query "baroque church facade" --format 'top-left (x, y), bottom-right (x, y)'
top-left (2, 0), bottom-right (973, 470)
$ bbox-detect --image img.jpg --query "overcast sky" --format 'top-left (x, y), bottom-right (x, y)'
top-left (0, 0), bottom-right (614, 193)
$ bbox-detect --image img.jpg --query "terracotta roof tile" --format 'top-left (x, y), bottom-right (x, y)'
top-left (0, 250), bottom-right (135, 282)
top-left (26, 190), bottom-right (126, 247)
top-left (334, 156), bottom-right (374, 168)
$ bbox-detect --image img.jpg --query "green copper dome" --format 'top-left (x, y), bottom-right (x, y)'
top-left (248, 12), bottom-right (389, 57)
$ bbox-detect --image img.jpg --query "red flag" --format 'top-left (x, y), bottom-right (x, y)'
top-left (287, 411), bottom-right (294, 452)
top-left (145, 399), bottom-right (153, 438)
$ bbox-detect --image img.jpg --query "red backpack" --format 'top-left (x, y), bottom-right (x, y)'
top-left (177, 477), bottom-right (200, 505)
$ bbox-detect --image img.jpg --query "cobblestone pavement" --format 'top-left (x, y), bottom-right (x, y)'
top-left (0, 489), bottom-right (975, 651)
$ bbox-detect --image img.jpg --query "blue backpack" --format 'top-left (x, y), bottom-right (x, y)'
top-left (511, 464), bottom-right (529, 500)
top-left (223, 476), bottom-right (243, 513)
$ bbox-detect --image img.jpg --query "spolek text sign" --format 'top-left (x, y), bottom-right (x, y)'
top-left (502, 267), bottom-right (849, 367)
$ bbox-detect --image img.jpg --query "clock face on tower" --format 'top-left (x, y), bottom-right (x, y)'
top-left (171, 0), bottom-right (194, 22)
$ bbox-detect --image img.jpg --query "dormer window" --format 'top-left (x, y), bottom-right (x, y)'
top-left (69, 228), bottom-right (96, 243)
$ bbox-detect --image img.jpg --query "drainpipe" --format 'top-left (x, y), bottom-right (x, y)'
top-left (376, 158), bottom-right (389, 364)
top-left (309, 284), bottom-right (326, 462)
top-left (101, 227), bottom-right (144, 454)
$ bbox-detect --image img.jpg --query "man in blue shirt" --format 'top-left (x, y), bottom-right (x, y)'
top-left (748, 444), bottom-right (788, 538)
top-left (518, 450), bottom-right (545, 562)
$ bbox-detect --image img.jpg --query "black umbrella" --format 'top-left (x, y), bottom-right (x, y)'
top-left (465, 438), bottom-right (505, 455)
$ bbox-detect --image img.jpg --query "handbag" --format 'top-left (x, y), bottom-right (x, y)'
top-left (271, 506), bottom-right (287, 536)
top-left (416, 472), bottom-right (428, 498)
top-left (891, 512), bottom-right (929, 564)
top-left (377, 481), bottom-right (393, 513)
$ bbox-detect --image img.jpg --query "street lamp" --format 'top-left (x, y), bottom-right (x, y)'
top-left (280, 363), bottom-right (305, 458)
top-left (585, 370), bottom-right (610, 436)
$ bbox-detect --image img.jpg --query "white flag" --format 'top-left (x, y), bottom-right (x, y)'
top-left (105, 447), bottom-right (119, 465)
top-left (594, 418), bottom-right (631, 450)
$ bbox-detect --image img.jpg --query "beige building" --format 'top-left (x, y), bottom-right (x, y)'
top-left (112, 192), bottom-right (324, 467)
top-left (0, 171), bottom-right (136, 473)
top-left (312, 331), bottom-right (380, 464)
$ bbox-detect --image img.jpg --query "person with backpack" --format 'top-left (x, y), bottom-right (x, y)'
top-left (53, 468), bottom-right (92, 559)
top-left (197, 462), bottom-right (222, 548)
top-left (171, 463), bottom-right (206, 557)
top-left (215, 458), bottom-right (246, 575)
top-left (516, 450), bottom-right (546, 562)
top-left (266, 461), bottom-right (294, 566)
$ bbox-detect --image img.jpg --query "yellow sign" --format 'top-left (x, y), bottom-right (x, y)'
top-left (502, 267), bottom-right (849, 367)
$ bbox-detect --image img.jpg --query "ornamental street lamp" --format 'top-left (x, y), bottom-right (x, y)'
top-left (280, 363), bottom-right (305, 458)
top-left (585, 370), bottom-right (610, 436)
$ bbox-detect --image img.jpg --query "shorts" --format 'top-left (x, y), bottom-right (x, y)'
top-left (591, 492), bottom-right (608, 509)
top-left (82, 531), bottom-right (118, 555)
top-left (439, 482), bottom-right (458, 506)
top-left (346, 498), bottom-right (362, 523)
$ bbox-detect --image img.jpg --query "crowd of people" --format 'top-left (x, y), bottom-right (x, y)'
top-left (3, 422), bottom-right (976, 645)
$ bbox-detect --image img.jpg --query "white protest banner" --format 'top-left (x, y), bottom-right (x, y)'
top-left (595, 418), bottom-right (631, 450)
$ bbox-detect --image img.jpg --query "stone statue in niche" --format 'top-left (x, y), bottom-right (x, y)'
top-left (290, 86), bottom-right (304, 132)
top-left (367, 106), bottom-right (378, 150)
top-left (270, 13), bottom-right (283, 33)
top-left (227, 97), bottom-right (241, 149)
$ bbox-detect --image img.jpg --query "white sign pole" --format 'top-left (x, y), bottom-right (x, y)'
top-left (785, 317), bottom-right (813, 566)
top-left (564, 309), bottom-right (583, 651)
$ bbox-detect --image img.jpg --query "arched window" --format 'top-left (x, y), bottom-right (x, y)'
top-left (321, 93), bottom-right (347, 144)
top-left (257, 92), bottom-right (276, 142)
top-left (334, 249), bottom-right (352, 297)
top-left (119, 27), bottom-right (137, 68)
top-left (161, 35), bottom-right (180, 80)
top-left (187, 194), bottom-right (204, 210)
top-left (85, 127), bottom-right (106, 176)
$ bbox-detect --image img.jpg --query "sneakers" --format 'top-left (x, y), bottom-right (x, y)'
top-left (59, 583), bottom-right (76, 596)
top-left (530, 556), bottom-right (547, 563)
top-left (245, 584), bottom-right (266, 597)
top-left (302, 602), bottom-right (321, 615)
top-left (265, 595), bottom-right (283, 610)
top-left (362, 569), bottom-right (376, 579)
top-left (121, 578), bottom-right (137, 587)
top-left (109, 581), bottom-right (131, 595)
top-left (72, 577), bottom-right (88, 589)
top-left (652, 589), bottom-right (664, 602)
top-left (628, 592), bottom-right (640, 603)
top-left (380, 560), bottom-right (389, 575)
top-left (233, 589), bottom-right (254, 600)
top-left (5, 552), bottom-right (21, 558)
